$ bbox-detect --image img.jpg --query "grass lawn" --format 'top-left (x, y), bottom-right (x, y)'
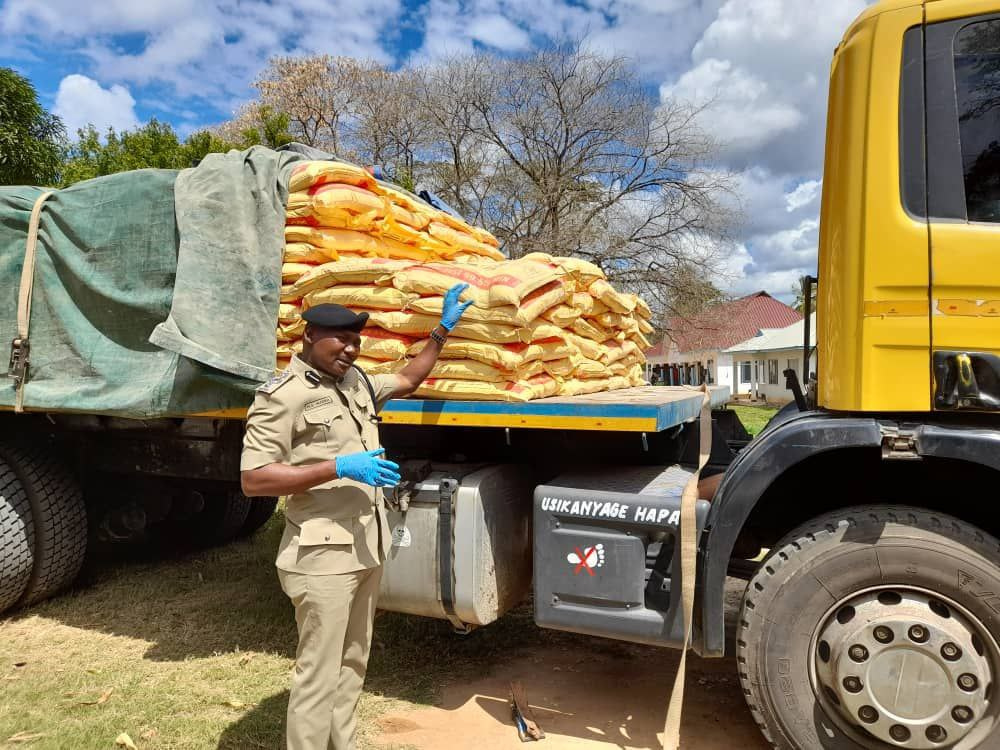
top-left (0, 509), bottom-right (582, 750)
top-left (727, 404), bottom-right (779, 437)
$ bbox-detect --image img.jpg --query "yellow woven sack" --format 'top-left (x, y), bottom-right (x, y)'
top-left (638, 317), bottom-right (655, 335)
top-left (393, 259), bottom-right (558, 308)
top-left (414, 378), bottom-right (535, 403)
top-left (282, 262), bottom-right (316, 283)
top-left (409, 281), bottom-right (566, 327)
top-left (525, 338), bottom-right (574, 362)
top-left (572, 357), bottom-right (610, 379)
top-left (559, 378), bottom-right (611, 397)
top-left (355, 357), bottom-right (407, 375)
top-left (287, 185), bottom-right (426, 231)
top-left (277, 340), bottom-right (303, 357)
top-left (408, 339), bottom-right (529, 370)
top-left (367, 311), bottom-right (526, 344)
top-left (284, 242), bottom-right (338, 264)
top-left (279, 303), bottom-right (301, 323)
top-left (285, 226), bottom-right (429, 261)
top-left (290, 259), bottom-right (411, 298)
top-left (629, 363), bottom-right (647, 386)
top-left (524, 253), bottom-right (605, 287)
top-left (427, 221), bottom-right (504, 260)
top-left (630, 330), bottom-right (652, 350)
top-left (278, 318), bottom-right (306, 340)
top-left (599, 340), bottom-right (641, 365)
top-left (588, 279), bottom-right (635, 314)
top-left (540, 304), bottom-right (581, 327)
top-left (571, 317), bottom-right (612, 343)
top-left (608, 375), bottom-right (632, 391)
top-left (542, 358), bottom-right (575, 377)
top-left (528, 320), bottom-right (567, 342)
top-left (563, 332), bottom-right (602, 360)
top-left (570, 292), bottom-right (608, 318)
top-left (524, 373), bottom-right (560, 399)
top-left (629, 294), bottom-right (652, 320)
top-left (288, 161), bottom-right (376, 193)
top-left (361, 329), bottom-right (415, 361)
top-left (304, 285), bottom-right (415, 312)
top-left (281, 284), bottom-right (303, 303)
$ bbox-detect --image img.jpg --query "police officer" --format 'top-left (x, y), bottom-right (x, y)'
top-left (240, 283), bottom-right (473, 750)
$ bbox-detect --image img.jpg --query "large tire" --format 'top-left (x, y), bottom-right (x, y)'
top-left (198, 488), bottom-right (252, 545)
top-left (239, 496), bottom-right (278, 537)
top-left (738, 506), bottom-right (1000, 749)
top-left (0, 443), bottom-right (86, 606)
top-left (0, 458), bottom-right (34, 614)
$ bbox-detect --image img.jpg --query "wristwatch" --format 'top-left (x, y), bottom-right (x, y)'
top-left (430, 325), bottom-right (448, 345)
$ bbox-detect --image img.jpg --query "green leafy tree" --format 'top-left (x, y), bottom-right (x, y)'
top-left (61, 119), bottom-right (188, 185)
top-left (0, 68), bottom-right (65, 186)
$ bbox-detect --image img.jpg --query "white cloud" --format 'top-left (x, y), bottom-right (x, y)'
top-left (2, 0), bottom-right (402, 116)
top-left (785, 179), bottom-right (820, 212)
top-left (53, 74), bottom-right (140, 136)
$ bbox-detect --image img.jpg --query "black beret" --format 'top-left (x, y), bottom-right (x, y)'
top-left (302, 304), bottom-right (369, 332)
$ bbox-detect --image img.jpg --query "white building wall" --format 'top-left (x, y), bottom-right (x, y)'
top-left (749, 350), bottom-right (818, 402)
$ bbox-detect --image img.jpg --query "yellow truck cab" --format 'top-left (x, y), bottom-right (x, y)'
top-left (702, 2), bottom-right (1000, 747)
top-left (3, 3), bottom-right (1000, 749)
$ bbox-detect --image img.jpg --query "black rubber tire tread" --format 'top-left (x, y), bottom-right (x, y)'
top-left (0, 442), bottom-right (86, 607)
top-left (0, 458), bottom-right (34, 614)
top-left (737, 505), bottom-right (1000, 750)
top-left (239, 496), bottom-right (278, 537)
top-left (200, 488), bottom-right (252, 545)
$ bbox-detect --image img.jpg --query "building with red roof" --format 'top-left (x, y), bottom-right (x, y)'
top-left (647, 292), bottom-right (802, 396)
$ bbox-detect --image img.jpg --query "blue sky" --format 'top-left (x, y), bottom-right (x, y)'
top-left (0, 0), bottom-right (869, 301)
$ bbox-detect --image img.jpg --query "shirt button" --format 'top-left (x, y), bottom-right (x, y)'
top-left (324, 535), bottom-right (330, 542)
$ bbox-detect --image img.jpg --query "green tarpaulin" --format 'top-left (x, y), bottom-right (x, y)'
top-left (0, 147), bottom-right (309, 418)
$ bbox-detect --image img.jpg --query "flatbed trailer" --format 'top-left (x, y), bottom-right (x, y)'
top-left (380, 385), bottom-right (730, 432)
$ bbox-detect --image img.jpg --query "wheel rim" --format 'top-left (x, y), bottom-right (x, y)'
top-left (811, 587), bottom-right (999, 748)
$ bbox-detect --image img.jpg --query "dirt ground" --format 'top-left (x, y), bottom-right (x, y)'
top-left (373, 582), bottom-right (769, 750)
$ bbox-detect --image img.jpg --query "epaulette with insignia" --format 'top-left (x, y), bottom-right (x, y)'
top-left (257, 369), bottom-right (294, 395)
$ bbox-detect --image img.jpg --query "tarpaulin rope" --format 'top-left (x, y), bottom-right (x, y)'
top-left (662, 383), bottom-right (712, 749)
top-left (12, 190), bottom-right (53, 413)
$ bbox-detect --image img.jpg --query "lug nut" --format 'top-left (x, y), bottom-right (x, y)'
top-left (874, 626), bottom-right (894, 644)
top-left (849, 645), bottom-right (869, 662)
top-left (889, 725), bottom-right (911, 742)
top-left (843, 676), bottom-right (863, 693)
top-left (952, 706), bottom-right (973, 724)
top-left (941, 642), bottom-right (962, 661)
top-left (926, 725), bottom-right (947, 743)
top-left (858, 705), bottom-right (879, 724)
top-left (958, 674), bottom-right (978, 692)
top-left (909, 624), bottom-right (929, 643)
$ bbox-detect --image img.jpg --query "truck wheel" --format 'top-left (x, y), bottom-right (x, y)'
top-left (239, 496), bottom-right (278, 537)
top-left (0, 443), bottom-right (86, 607)
top-left (199, 488), bottom-right (251, 545)
top-left (0, 458), bottom-right (34, 614)
top-left (738, 506), bottom-right (1000, 749)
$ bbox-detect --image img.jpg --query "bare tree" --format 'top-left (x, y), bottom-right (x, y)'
top-left (228, 43), bottom-right (737, 323)
top-left (253, 55), bottom-right (364, 152)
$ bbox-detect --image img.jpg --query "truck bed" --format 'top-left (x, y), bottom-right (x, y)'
top-left (380, 385), bottom-right (730, 432)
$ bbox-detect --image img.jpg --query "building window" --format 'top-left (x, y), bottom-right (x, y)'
top-left (767, 359), bottom-right (779, 385)
top-left (955, 19), bottom-right (1000, 222)
top-left (740, 361), bottom-right (751, 383)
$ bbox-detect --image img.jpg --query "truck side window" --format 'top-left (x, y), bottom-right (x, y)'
top-left (955, 19), bottom-right (1000, 222)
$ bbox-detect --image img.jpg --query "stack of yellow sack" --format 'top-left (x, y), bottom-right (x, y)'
top-left (277, 161), bottom-right (654, 402)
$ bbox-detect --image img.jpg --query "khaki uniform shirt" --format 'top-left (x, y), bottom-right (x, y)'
top-left (240, 354), bottom-right (398, 575)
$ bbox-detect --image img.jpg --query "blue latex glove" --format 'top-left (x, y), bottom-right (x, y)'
top-left (440, 282), bottom-right (474, 331)
top-left (335, 448), bottom-right (400, 487)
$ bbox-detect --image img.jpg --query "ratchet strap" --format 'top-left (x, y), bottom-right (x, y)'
top-left (662, 384), bottom-right (712, 749)
top-left (9, 191), bottom-right (53, 413)
top-left (437, 477), bottom-right (470, 633)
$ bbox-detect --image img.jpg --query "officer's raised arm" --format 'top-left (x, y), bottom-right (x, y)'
top-left (391, 282), bottom-right (473, 397)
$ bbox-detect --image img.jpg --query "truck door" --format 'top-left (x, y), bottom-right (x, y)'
top-left (926, 8), bottom-right (1000, 410)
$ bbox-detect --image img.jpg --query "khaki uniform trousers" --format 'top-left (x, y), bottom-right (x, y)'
top-left (278, 565), bottom-right (382, 750)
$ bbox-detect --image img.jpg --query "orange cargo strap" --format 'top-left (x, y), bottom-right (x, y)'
top-left (10, 190), bottom-right (53, 413)
top-left (662, 384), bottom-right (711, 749)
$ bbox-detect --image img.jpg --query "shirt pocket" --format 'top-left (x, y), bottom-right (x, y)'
top-left (302, 405), bottom-right (342, 442)
top-left (298, 517), bottom-right (354, 547)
